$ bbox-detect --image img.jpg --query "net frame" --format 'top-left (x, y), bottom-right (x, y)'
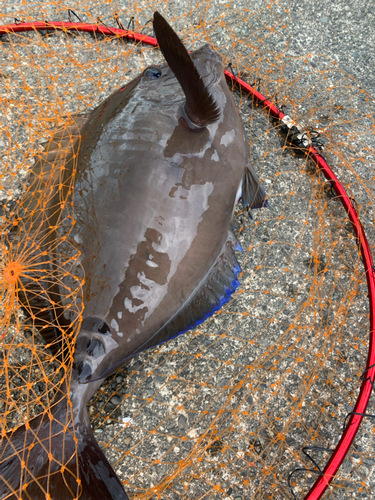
top-left (0, 7), bottom-right (374, 500)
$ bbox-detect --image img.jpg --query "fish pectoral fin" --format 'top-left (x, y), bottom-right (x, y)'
top-left (241, 165), bottom-right (268, 210)
top-left (153, 12), bottom-right (220, 129)
top-left (0, 395), bottom-right (130, 500)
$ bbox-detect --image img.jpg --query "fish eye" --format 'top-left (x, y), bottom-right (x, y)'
top-left (144, 67), bottom-right (162, 80)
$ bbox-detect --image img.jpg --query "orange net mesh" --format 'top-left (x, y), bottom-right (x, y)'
top-left (1, 1), bottom-right (375, 499)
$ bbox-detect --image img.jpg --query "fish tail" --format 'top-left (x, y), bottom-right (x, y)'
top-left (0, 392), bottom-right (129, 500)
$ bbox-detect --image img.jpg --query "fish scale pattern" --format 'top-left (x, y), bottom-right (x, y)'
top-left (0, 1), bottom-right (375, 499)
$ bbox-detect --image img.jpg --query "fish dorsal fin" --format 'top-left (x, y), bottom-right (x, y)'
top-left (153, 11), bottom-right (220, 130)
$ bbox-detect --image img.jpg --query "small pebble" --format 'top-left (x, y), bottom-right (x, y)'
top-left (178, 414), bottom-right (187, 430)
top-left (110, 395), bottom-right (122, 405)
top-left (218, 378), bottom-right (230, 387)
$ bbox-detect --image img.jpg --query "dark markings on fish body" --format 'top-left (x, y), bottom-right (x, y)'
top-left (165, 123), bottom-right (211, 156)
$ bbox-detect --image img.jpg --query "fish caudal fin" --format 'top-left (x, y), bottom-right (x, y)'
top-left (153, 11), bottom-right (220, 129)
top-left (0, 396), bottom-right (129, 500)
top-left (241, 165), bottom-right (268, 210)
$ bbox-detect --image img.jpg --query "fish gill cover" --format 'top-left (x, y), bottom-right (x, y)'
top-left (0, 0), bottom-right (375, 499)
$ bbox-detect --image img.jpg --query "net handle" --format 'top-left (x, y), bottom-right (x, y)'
top-left (1, 19), bottom-right (374, 500)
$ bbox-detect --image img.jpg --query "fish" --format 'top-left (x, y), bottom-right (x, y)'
top-left (0, 12), bottom-right (267, 499)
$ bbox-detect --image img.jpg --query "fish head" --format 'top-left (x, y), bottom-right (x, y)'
top-left (137, 43), bottom-right (224, 125)
top-left (140, 43), bottom-right (223, 86)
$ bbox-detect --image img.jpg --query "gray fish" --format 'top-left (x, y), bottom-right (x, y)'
top-left (0, 12), bottom-right (267, 499)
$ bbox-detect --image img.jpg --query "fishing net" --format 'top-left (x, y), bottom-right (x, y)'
top-left (1, 0), bottom-right (375, 498)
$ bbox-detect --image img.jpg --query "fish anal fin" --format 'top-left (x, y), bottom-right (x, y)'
top-left (26, 112), bottom-right (89, 214)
